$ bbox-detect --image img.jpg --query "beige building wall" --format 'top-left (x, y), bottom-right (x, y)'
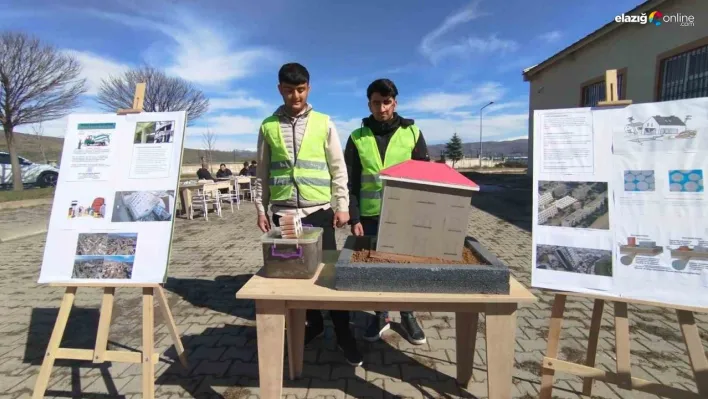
top-left (526, 0), bottom-right (708, 174)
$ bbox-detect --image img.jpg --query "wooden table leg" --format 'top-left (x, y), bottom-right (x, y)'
top-left (676, 310), bottom-right (708, 396)
top-left (286, 309), bottom-right (306, 380)
top-left (256, 300), bottom-right (286, 399)
top-left (540, 294), bottom-right (566, 399)
top-left (455, 311), bottom-right (479, 388)
top-left (485, 303), bottom-right (517, 399)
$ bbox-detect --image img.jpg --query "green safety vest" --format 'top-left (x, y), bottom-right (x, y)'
top-left (261, 111), bottom-right (332, 202)
top-left (351, 125), bottom-right (419, 216)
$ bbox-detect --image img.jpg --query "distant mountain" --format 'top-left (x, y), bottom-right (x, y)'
top-left (427, 138), bottom-right (528, 159)
top-left (0, 132), bottom-right (258, 164)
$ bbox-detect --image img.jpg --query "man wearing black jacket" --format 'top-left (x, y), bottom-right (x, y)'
top-left (344, 78), bottom-right (430, 345)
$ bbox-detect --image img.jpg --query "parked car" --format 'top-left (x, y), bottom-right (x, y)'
top-left (0, 151), bottom-right (59, 188)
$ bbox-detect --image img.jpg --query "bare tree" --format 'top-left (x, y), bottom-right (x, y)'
top-left (202, 129), bottom-right (217, 173)
top-left (97, 66), bottom-right (209, 125)
top-left (32, 122), bottom-right (48, 164)
top-left (0, 32), bottom-right (86, 191)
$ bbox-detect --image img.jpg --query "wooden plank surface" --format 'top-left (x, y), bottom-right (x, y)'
top-left (236, 251), bottom-right (536, 304)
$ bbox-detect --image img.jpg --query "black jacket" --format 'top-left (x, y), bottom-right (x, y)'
top-left (344, 114), bottom-right (430, 224)
top-left (216, 168), bottom-right (233, 178)
top-left (197, 168), bottom-right (214, 180)
top-left (239, 167), bottom-right (249, 176)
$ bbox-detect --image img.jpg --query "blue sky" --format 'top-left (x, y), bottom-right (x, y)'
top-left (3, 0), bottom-right (642, 151)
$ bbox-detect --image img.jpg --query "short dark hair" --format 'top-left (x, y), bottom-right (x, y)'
top-left (278, 63), bottom-right (310, 85)
top-left (251, 160), bottom-right (257, 165)
top-left (243, 161), bottom-right (249, 166)
top-left (220, 163), bottom-right (226, 167)
top-left (367, 79), bottom-right (398, 99)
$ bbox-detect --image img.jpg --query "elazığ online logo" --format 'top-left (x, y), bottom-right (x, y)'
top-left (615, 10), bottom-right (695, 27)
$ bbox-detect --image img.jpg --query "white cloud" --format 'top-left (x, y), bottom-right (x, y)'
top-left (398, 82), bottom-right (507, 114)
top-left (63, 50), bottom-right (130, 95)
top-left (183, 135), bottom-right (258, 152)
top-left (419, 1), bottom-right (517, 63)
top-left (84, 9), bottom-right (280, 85)
top-left (538, 30), bottom-right (562, 44)
top-left (501, 135), bottom-right (528, 141)
top-left (209, 91), bottom-right (271, 111)
top-left (187, 114), bottom-right (265, 137)
top-left (17, 106), bottom-right (103, 138)
top-left (415, 113), bottom-right (528, 143)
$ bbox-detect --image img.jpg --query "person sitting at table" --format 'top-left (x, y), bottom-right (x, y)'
top-left (196, 163), bottom-right (214, 181)
top-left (248, 160), bottom-right (257, 176)
top-left (238, 161), bottom-right (250, 176)
top-left (216, 163), bottom-right (233, 178)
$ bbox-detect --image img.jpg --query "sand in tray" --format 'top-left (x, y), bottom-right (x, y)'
top-left (279, 214), bottom-right (303, 239)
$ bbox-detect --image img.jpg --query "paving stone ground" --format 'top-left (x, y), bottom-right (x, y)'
top-left (0, 180), bottom-right (706, 398)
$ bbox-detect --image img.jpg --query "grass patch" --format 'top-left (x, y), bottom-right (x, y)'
top-left (0, 187), bottom-right (55, 203)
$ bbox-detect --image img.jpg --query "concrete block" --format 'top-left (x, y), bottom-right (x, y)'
top-left (334, 236), bottom-right (510, 294)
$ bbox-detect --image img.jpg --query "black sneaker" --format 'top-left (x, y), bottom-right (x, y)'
top-left (400, 313), bottom-right (426, 345)
top-left (304, 323), bottom-right (324, 347)
top-left (363, 313), bottom-right (390, 342)
top-left (337, 338), bottom-right (363, 366)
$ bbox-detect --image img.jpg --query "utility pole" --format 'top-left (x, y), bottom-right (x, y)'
top-left (479, 101), bottom-right (494, 168)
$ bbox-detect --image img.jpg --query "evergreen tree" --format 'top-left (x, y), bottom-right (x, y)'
top-left (444, 133), bottom-right (464, 167)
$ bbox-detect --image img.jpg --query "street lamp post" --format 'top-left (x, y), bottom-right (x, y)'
top-left (479, 101), bottom-right (494, 168)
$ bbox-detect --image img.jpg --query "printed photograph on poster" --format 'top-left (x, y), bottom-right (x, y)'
top-left (75, 125), bottom-right (113, 150)
top-left (668, 237), bottom-right (708, 271)
top-left (668, 169), bottom-right (703, 192)
top-left (67, 197), bottom-right (107, 219)
top-left (618, 235), bottom-right (664, 266)
top-left (134, 121), bottom-right (175, 144)
top-left (624, 170), bottom-right (655, 192)
top-left (72, 255), bottom-right (134, 279)
top-left (536, 244), bottom-right (612, 276)
top-left (537, 181), bottom-right (609, 229)
top-left (111, 190), bottom-right (174, 222)
top-left (75, 233), bottom-right (137, 256)
top-left (610, 99), bottom-right (708, 153)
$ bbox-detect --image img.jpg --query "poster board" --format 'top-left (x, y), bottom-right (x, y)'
top-left (39, 111), bottom-right (187, 284)
top-left (532, 97), bottom-right (708, 309)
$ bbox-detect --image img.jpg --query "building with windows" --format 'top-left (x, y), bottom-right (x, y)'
top-left (523, 0), bottom-right (708, 175)
top-left (538, 206), bottom-right (558, 224)
top-left (539, 191), bottom-right (554, 207)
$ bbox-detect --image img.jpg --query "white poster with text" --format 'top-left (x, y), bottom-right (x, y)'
top-left (39, 111), bottom-right (187, 285)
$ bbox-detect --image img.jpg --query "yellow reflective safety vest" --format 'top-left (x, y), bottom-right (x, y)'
top-left (351, 125), bottom-right (420, 216)
top-left (261, 111), bottom-right (331, 202)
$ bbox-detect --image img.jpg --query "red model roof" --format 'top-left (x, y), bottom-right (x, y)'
top-left (379, 160), bottom-right (480, 191)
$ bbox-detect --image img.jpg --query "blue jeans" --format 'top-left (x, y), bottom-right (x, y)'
top-left (360, 218), bottom-right (414, 320)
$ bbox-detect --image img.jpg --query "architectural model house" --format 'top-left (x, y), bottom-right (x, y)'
top-left (375, 160), bottom-right (480, 261)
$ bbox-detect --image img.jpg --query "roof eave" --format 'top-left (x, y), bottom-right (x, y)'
top-left (522, 0), bottom-right (667, 81)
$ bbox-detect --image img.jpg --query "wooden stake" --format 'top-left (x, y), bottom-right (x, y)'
top-left (597, 69), bottom-right (632, 106)
top-left (117, 82), bottom-right (147, 115)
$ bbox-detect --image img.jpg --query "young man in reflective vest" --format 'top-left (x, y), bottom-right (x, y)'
top-left (344, 78), bottom-right (430, 345)
top-left (253, 63), bottom-right (362, 366)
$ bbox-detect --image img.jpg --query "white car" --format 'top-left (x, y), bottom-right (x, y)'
top-left (0, 152), bottom-right (59, 188)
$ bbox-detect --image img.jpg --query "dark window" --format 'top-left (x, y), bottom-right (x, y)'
top-left (658, 44), bottom-right (708, 101)
top-left (0, 154), bottom-right (10, 164)
top-left (581, 73), bottom-right (625, 107)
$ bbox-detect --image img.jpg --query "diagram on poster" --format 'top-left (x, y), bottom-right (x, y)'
top-left (536, 244), bottom-right (612, 276)
top-left (612, 99), bottom-right (708, 154)
top-left (39, 111), bottom-right (187, 284)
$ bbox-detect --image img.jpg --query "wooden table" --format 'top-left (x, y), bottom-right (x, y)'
top-left (236, 251), bottom-right (537, 399)
top-left (178, 181), bottom-right (231, 219)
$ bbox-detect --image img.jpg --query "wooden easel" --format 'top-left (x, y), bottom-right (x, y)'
top-left (539, 70), bottom-right (708, 399)
top-left (32, 82), bottom-right (187, 399)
